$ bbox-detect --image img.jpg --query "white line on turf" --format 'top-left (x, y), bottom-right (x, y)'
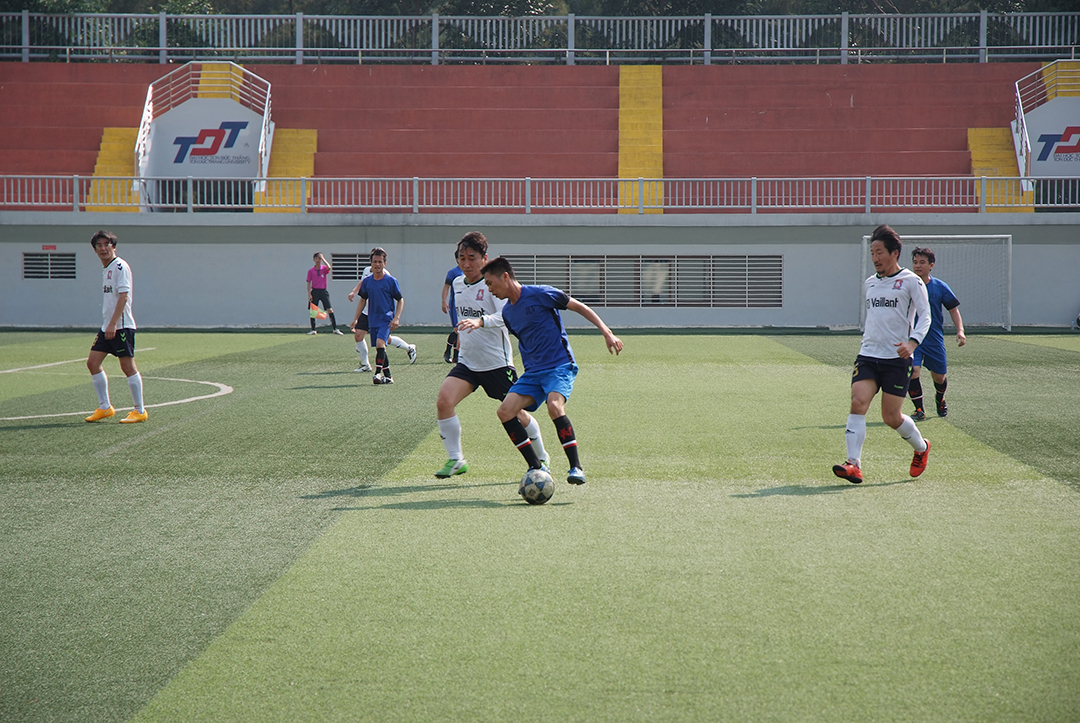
top-left (0, 376), bottom-right (233, 421)
top-left (0, 348), bottom-right (158, 374)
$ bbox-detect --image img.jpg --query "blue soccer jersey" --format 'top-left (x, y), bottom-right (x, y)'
top-left (500, 285), bottom-right (575, 372)
top-left (445, 266), bottom-right (464, 326)
top-left (918, 276), bottom-right (960, 349)
top-left (359, 273), bottom-right (402, 326)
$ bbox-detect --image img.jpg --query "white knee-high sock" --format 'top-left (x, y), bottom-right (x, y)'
top-left (91, 371), bottom-right (111, 408)
top-left (438, 415), bottom-right (463, 460)
top-left (127, 372), bottom-right (144, 413)
top-left (896, 415), bottom-right (928, 452)
top-left (845, 413), bottom-right (866, 467)
top-left (525, 416), bottom-right (548, 463)
top-left (356, 339), bottom-right (369, 366)
top-left (389, 335), bottom-right (408, 349)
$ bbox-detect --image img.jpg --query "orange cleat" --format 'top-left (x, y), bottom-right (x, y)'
top-left (120, 410), bottom-right (148, 424)
top-left (85, 406), bottom-right (115, 422)
top-left (832, 461), bottom-right (863, 484)
top-left (910, 439), bottom-right (930, 477)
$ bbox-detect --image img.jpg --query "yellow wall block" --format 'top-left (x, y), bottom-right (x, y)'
top-left (255, 129), bottom-right (318, 214)
top-left (618, 66), bottom-right (663, 214)
top-left (87, 127), bottom-right (139, 212)
top-left (967, 126), bottom-right (1032, 213)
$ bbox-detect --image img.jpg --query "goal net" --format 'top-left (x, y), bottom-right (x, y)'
top-left (861, 234), bottom-right (1012, 331)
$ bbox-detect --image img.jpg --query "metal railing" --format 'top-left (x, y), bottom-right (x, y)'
top-left (2, 175), bottom-right (1077, 214)
top-left (1, 11), bottom-right (1076, 65)
top-left (134, 61), bottom-right (272, 178)
top-left (1014, 59), bottom-right (1080, 177)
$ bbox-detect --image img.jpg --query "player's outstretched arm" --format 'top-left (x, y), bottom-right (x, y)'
top-left (566, 298), bottom-right (623, 355)
top-left (949, 307), bottom-right (967, 346)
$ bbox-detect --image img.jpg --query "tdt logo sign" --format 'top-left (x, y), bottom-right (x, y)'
top-left (173, 121), bottom-right (249, 163)
top-left (1035, 126), bottom-right (1080, 162)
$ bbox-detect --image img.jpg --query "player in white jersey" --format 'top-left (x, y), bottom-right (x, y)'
top-left (346, 261), bottom-right (416, 370)
top-left (84, 230), bottom-right (148, 423)
top-left (433, 232), bottom-right (548, 479)
top-left (833, 225), bottom-right (931, 484)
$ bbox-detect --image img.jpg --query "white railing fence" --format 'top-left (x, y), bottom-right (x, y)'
top-left (1, 11), bottom-right (1076, 65)
top-left (135, 61), bottom-right (272, 178)
top-left (2, 175), bottom-right (1077, 214)
top-left (1013, 59), bottom-right (1080, 178)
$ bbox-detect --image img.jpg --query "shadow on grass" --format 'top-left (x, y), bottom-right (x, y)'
top-left (792, 421), bottom-right (892, 431)
top-left (332, 499), bottom-right (572, 511)
top-left (733, 480), bottom-right (911, 497)
top-left (303, 481), bottom-right (509, 500)
top-left (289, 384), bottom-right (368, 390)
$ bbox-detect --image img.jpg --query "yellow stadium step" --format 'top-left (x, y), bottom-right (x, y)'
top-left (618, 66), bottom-right (663, 214)
top-left (1041, 60), bottom-right (1080, 100)
top-left (255, 129), bottom-right (318, 213)
top-left (967, 127), bottom-right (1032, 213)
top-left (197, 62), bottom-right (245, 102)
top-left (87, 127), bottom-right (139, 212)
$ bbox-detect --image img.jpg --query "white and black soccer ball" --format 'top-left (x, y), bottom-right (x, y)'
top-left (518, 468), bottom-right (554, 505)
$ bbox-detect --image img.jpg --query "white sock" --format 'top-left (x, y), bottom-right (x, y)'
top-left (356, 339), bottom-right (369, 366)
top-left (389, 335), bottom-right (409, 349)
top-left (127, 372), bottom-right (144, 413)
top-left (896, 415), bottom-right (928, 452)
top-left (438, 415), bottom-right (463, 460)
top-left (525, 416), bottom-right (548, 463)
top-left (91, 371), bottom-right (111, 408)
top-left (845, 413), bottom-right (866, 467)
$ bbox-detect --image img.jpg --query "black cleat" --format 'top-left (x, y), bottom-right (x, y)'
top-left (911, 409), bottom-right (925, 422)
top-left (936, 400), bottom-right (948, 418)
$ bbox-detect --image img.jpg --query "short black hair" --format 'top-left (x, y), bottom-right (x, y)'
top-left (870, 224), bottom-right (902, 258)
top-left (458, 231), bottom-right (488, 258)
top-left (370, 246), bottom-right (387, 261)
top-left (90, 230), bottom-right (117, 249)
top-left (481, 256), bottom-right (516, 280)
top-left (911, 246), bottom-right (936, 265)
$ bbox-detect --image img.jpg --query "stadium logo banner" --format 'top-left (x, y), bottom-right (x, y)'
top-left (145, 99), bottom-right (263, 179)
top-left (1025, 97), bottom-right (1080, 176)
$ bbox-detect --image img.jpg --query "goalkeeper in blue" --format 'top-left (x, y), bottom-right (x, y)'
top-left (833, 225), bottom-right (932, 485)
top-left (481, 256), bottom-right (623, 487)
top-left (907, 246), bottom-right (966, 421)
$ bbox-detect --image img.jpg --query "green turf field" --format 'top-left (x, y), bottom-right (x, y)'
top-left (1, 329), bottom-right (1078, 723)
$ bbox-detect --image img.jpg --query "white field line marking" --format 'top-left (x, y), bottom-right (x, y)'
top-left (0, 374), bottom-right (233, 421)
top-left (0, 348), bottom-right (158, 374)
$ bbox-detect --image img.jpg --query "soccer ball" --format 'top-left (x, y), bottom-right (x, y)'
top-left (518, 468), bottom-right (554, 505)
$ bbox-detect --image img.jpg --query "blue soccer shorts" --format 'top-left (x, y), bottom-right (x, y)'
top-left (913, 341), bottom-right (948, 375)
top-left (509, 362), bottom-right (579, 412)
top-left (368, 323), bottom-right (392, 345)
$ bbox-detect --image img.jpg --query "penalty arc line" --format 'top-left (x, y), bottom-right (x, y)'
top-left (0, 348), bottom-right (158, 374)
top-left (0, 376), bottom-right (233, 421)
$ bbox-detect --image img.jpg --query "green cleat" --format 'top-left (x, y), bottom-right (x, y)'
top-left (435, 458), bottom-right (468, 479)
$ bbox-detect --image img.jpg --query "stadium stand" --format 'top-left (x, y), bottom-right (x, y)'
top-left (0, 61), bottom-right (1044, 195)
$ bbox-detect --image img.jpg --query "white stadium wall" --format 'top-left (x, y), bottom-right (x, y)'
top-left (1, 212), bottom-right (1077, 330)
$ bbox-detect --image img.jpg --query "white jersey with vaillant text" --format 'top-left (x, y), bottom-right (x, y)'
top-left (859, 267), bottom-right (929, 360)
top-left (453, 275), bottom-right (514, 372)
top-left (101, 256), bottom-right (136, 331)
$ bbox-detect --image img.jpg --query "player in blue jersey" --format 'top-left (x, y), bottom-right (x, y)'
top-left (441, 251), bottom-right (465, 363)
top-left (351, 247), bottom-right (404, 385)
top-left (481, 256), bottom-right (623, 486)
top-left (908, 246), bottom-right (966, 420)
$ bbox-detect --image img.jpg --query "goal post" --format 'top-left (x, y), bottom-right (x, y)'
top-left (860, 234), bottom-right (1012, 332)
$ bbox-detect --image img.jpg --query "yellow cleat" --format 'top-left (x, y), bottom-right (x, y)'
top-left (120, 410), bottom-right (149, 424)
top-left (85, 406), bottom-right (115, 422)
